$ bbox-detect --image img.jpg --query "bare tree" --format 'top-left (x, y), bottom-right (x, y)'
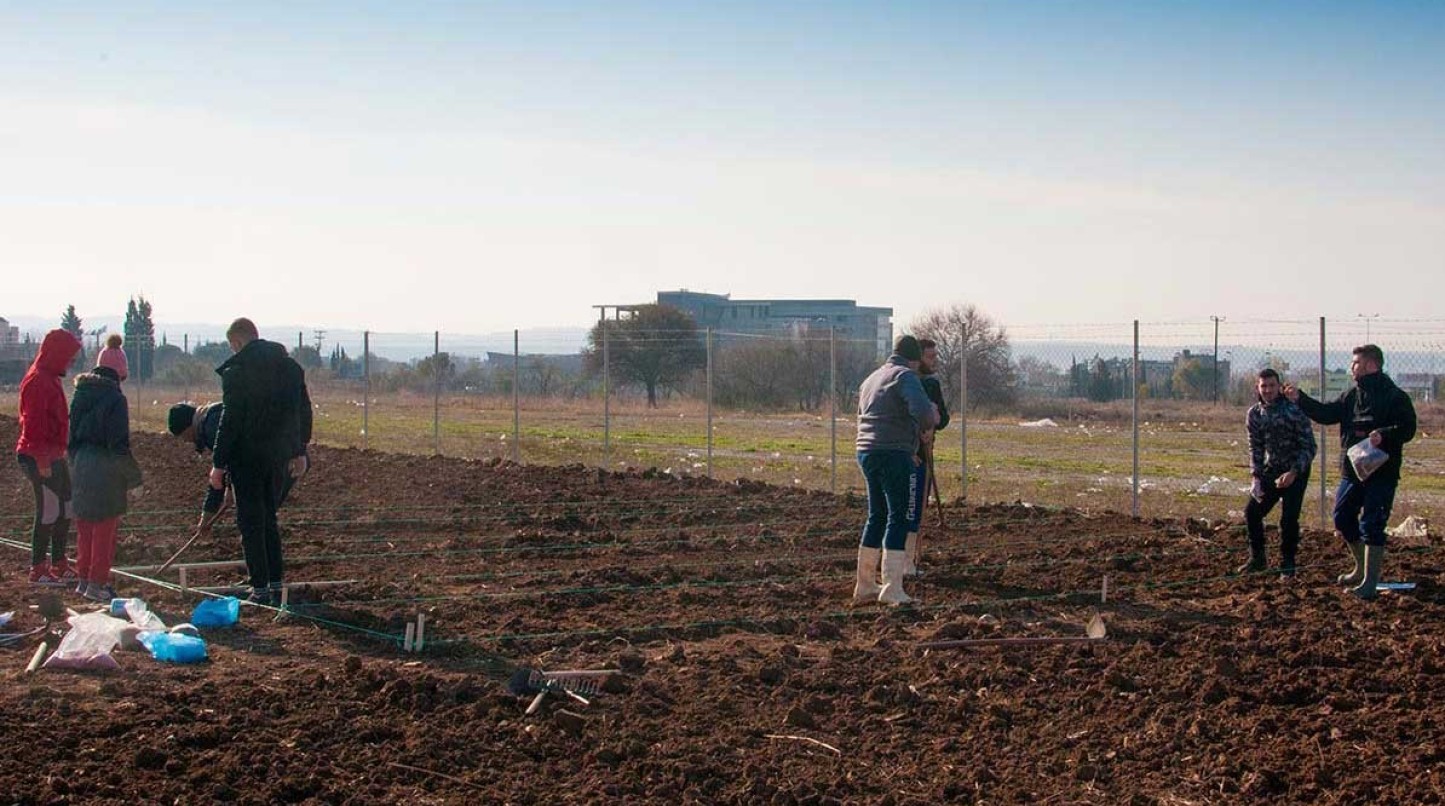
top-left (910, 303), bottom-right (1017, 408)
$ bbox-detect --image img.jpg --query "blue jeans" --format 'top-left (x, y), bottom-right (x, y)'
top-left (906, 459), bottom-right (927, 532)
top-left (1334, 475), bottom-right (1398, 548)
top-left (858, 450), bottom-right (915, 551)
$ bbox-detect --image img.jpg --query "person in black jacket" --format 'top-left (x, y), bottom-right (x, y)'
top-left (68, 361), bottom-right (142, 602)
top-left (904, 339), bottom-right (950, 575)
top-left (208, 318), bottom-right (313, 605)
top-left (1285, 344), bottom-right (1416, 600)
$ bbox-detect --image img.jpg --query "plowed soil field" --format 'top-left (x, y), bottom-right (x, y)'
top-left (2, 413), bottom-right (1443, 805)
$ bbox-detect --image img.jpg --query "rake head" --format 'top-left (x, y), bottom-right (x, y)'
top-left (506, 667), bottom-right (607, 698)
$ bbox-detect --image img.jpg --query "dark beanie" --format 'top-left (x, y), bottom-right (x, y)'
top-left (893, 335), bottom-right (922, 362)
top-left (167, 403), bottom-right (197, 436)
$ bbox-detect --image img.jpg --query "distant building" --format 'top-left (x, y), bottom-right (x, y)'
top-left (0, 316), bottom-right (36, 383)
top-left (0, 317), bottom-right (20, 349)
top-left (616, 290), bottom-right (894, 357)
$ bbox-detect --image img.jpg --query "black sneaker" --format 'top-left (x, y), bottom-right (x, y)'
top-left (246, 586), bottom-right (275, 606)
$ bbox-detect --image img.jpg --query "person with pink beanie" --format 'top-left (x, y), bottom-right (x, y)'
top-left (96, 333), bottom-right (128, 382)
top-left (67, 347), bottom-right (142, 601)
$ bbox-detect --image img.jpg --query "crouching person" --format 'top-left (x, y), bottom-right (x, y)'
top-left (853, 336), bottom-right (939, 606)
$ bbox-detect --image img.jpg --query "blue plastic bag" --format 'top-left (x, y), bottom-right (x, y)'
top-left (139, 632), bottom-right (208, 664)
top-left (191, 597), bottom-right (240, 628)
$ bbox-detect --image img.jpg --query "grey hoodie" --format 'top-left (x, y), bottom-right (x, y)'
top-left (856, 356), bottom-right (939, 454)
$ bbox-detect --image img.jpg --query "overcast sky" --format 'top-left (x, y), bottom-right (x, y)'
top-left (3, 1), bottom-right (1442, 335)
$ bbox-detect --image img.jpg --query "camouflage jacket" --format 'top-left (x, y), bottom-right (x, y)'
top-left (1246, 397), bottom-right (1316, 480)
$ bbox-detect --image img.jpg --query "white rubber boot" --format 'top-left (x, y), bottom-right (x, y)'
top-left (878, 549), bottom-right (915, 606)
top-left (903, 531), bottom-right (920, 576)
top-left (852, 546), bottom-right (882, 604)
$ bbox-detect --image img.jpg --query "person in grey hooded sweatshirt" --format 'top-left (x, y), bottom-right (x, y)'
top-left (853, 335), bottom-right (939, 605)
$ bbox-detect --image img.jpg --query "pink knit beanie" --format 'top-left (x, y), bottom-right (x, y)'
top-left (97, 339), bottom-right (129, 381)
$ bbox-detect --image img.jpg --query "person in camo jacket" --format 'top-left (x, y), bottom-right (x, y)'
top-left (1238, 368), bottom-right (1316, 579)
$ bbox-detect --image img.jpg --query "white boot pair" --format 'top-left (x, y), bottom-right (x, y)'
top-left (852, 546), bottom-right (914, 606)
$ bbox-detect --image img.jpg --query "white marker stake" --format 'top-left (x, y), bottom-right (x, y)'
top-left (404, 622), bottom-right (415, 653)
top-left (416, 614), bottom-right (426, 652)
top-left (178, 567), bottom-right (188, 593)
top-left (26, 642), bottom-right (48, 674)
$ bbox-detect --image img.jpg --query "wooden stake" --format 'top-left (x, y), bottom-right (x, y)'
top-left (179, 567), bottom-right (188, 593)
top-left (416, 613), bottom-right (426, 652)
top-left (404, 622), bottom-right (415, 653)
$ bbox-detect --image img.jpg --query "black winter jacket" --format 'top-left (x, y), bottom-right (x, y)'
top-left (67, 368), bottom-right (141, 520)
top-left (1295, 371), bottom-right (1417, 483)
top-left (212, 340), bottom-right (313, 469)
top-left (921, 376), bottom-right (951, 432)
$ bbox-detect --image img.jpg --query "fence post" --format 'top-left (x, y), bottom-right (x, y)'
top-left (1132, 320), bottom-right (1140, 519)
top-left (183, 333), bottom-right (191, 403)
top-left (829, 326), bottom-right (837, 495)
top-left (603, 320), bottom-right (611, 469)
top-left (959, 326), bottom-right (968, 503)
top-left (433, 331), bottom-right (441, 456)
top-left (705, 327), bottom-right (713, 479)
top-left (513, 329), bottom-right (520, 464)
top-left (1319, 316), bottom-right (1328, 528)
top-left (363, 330), bottom-right (370, 452)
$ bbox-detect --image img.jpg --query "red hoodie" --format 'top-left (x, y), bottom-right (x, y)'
top-left (15, 329), bottom-right (83, 467)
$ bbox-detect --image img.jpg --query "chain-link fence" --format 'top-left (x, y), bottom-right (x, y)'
top-left (7, 317), bottom-right (1441, 526)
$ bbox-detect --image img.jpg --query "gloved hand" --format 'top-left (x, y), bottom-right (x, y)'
top-left (1250, 478), bottom-right (1265, 503)
top-left (288, 454), bottom-right (309, 480)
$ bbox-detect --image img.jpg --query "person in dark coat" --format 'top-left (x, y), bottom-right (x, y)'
top-left (16, 329), bottom-right (82, 586)
top-left (67, 353), bottom-right (142, 602)
top-left (903, 338), bottom-right (950, 575)
top-left (1285, 344), bottom-right (1417, 600)
top-left (208, 318), bottom-right (313, 605)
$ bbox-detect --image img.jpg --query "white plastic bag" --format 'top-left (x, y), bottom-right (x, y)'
top-left (1347, 440), bottom-right (1389, 481)
top-left (124, 598), bottom-right (167, 633)
top-left (43, 611), bottom-right (128, 671)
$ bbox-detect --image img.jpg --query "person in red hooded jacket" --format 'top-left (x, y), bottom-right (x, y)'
top-left (15, 329), bottom-right (83, 585)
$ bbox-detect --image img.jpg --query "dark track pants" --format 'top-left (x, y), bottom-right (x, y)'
top-left (230, 457), bottom-right (288, 589)
top-left (17, 454), bottom-right (70, 567)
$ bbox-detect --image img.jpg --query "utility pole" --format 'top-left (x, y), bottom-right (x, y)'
top-left (1358, 313), bottom-right (1379, 342)
top-left (1211, 316), bottom-right (1225, 404)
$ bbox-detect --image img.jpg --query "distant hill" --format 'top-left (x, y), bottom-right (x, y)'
top-left (1, 314), bottom-right (589, 362)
